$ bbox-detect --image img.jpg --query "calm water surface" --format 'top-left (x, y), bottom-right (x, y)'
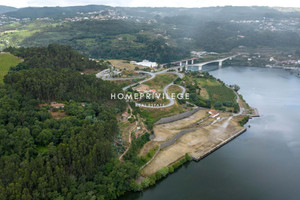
top-left (120, 66), bottom-right (300, 200)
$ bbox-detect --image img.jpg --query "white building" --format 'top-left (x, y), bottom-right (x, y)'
top-left (135, 60), bottom-right (158, 68)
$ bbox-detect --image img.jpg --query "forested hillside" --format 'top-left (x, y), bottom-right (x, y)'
top-left (4, 44), bottom-right (108, 71)
top-left (19, 20), bottom-right (190, 63)
top-left (2, 6), bottom-right (300, 62)
top-left (0, 45), bottom-right (141, 199)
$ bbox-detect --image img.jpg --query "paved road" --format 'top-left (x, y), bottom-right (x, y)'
top-left (99, 67), bottom-right (186, 108)
top-left (135, 74), bottom-right (186, 108)
top-left (122, 71), bottom-right (155, 91)
top-left (135, 82), bottom-right (185, 109)
top-left (103, 76), bottom-right (146, 81)
top-left (121, 69), bottom-right (186, 108)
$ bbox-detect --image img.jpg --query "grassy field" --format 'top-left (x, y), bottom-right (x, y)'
top-left (0, 21), bottom-right (55, 50)
top-left (182, 74), bottom-right (237, 109)
top-left (0, 53), bottom-right (22, 84)
top-left (206, 85), bottom-right (236, 105)
top-left (144, 73), bottom-right (177, 92)
top-left (167, 85), bottom-right (182, 94)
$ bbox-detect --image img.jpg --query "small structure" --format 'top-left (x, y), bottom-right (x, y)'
top-left (209, 110), bottom-right (219, 118)
top-left (50, 102), bottom-right (65, 109)
top-left (122, 112), bottom-right (130, 119)
top-left (148, 89), bottom-right (156, 94)
top-left (81, 102), bottom-right (86, 107)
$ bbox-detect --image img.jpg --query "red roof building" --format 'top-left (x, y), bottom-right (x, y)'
top-left (209, 110), bottom-right (219, 118)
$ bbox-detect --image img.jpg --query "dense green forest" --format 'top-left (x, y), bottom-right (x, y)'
top-left (0, 45), bottom-right (143, 199)
top-left (4, 44), bottom-right (108, 71)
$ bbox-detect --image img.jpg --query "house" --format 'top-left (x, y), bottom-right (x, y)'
top-left (50, 102), bottom-right (65, 109)
top-left (209, 110), bottom-right (219, 118)
top-left (122, 112), bottom-right (130, 119)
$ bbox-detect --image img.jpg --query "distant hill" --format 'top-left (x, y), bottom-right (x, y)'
top-left (0, 5), bottom-right (17, 14)
top-left (4, 5), bottom-right (110, 19)
top-left (5, 5), bottom-right (300, 20)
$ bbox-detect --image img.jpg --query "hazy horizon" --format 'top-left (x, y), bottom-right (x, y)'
top-left (0, 0), bottom-right (300, 9)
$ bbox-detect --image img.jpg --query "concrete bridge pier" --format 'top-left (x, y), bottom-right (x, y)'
top-left (218, 61), bottom-right (223, 68)
top-left (198, 65), bottom-right (202, 71)
top-left (191, 60), bottom-right (194, 64)
top-left (180, 61), bottom-right (183, 66)
top-left (185, 60), bottom-right (188, 66)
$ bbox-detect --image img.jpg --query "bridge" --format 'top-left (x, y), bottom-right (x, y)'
top-left (161, 57), bottom-right (198, 68)
top-left (167, 54), bottom-right (240, 72)
top-left (191, 55), bottom-right (239, 71)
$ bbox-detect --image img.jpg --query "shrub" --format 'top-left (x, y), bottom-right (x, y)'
top-left (141, 177), bottom-right (151, 189)
top-left (158, 167), bottom-right (169, 178)
top-left (239, 116), bottom-right (249, 126)
top-left (185, 153), bottom-right (192, 161)
top-left (168, 166), bottom-right (174, 173)
top-left (148, 174), bottom-right (157, 186)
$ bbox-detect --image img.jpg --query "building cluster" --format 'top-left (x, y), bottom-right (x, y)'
top-left (63, 9), bottom-right (128, 23)
top-left (209, 110), bottom-right (220, 118)
top-left (0, 15), bottom-right (30, 26)
top-left (230, 18), bottom-right (300, 32)
top-left (191, 51), bottom-right (218, 58)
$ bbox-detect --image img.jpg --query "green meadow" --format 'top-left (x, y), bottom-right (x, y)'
top-left (0, 53), bottom-right (22, 84)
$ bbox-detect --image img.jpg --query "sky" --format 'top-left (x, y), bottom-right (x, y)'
top-left (0, 0), bottom-right (300, 8)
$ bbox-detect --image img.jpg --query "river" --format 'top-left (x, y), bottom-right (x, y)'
top-left (120, 66), bottom-right (300, 200)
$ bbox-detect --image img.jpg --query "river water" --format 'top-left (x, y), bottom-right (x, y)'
top-left (120, 66), bottom-right (300, 200)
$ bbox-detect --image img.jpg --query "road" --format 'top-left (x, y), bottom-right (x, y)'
top-left (98, 65), bottom-right (187, 108)
top-left (103, 76), bottom-right (146, 81)
top-left (122, 71), bottom-right (155, 91)
top-left (118, 69), bottom-right (186, 108)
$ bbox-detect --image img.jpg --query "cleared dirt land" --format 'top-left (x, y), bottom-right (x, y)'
top-left (153, 109), bottom-right (208, 141)
top-left (141, 110), bottom-right (245, 176)
top-left (108, 59), bottom-right (144, 70)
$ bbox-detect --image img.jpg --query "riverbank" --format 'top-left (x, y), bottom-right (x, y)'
top-left (140, 110), bottom-right (248, 176)
top-left (191, 127), bottom-right (247, 161)
top-left (131, 110), bottom-right (251, 192)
